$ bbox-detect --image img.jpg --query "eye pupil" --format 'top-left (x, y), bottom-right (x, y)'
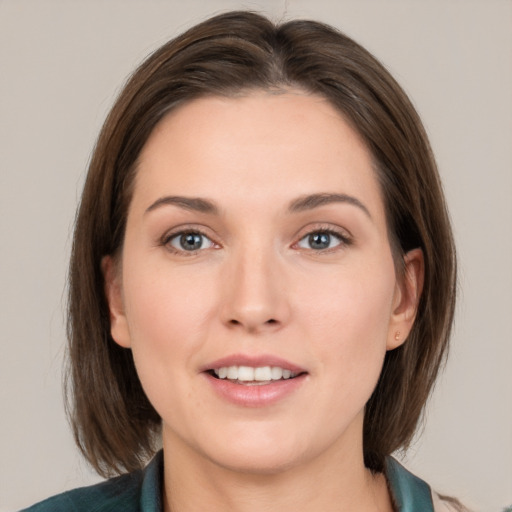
top-left (309, 232), bottom-right (330, 249)
top-left (180, 233), bottom-right (203, 250)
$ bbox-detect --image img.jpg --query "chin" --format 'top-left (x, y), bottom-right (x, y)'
top-left (208, 446), bottom-right (305, 476)
top-left (173, 423), bottom-right (293, 474)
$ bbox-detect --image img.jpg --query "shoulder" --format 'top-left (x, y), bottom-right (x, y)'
top-left (20, 471), bottom-right (144, 512)
top-left (432, 494), bottom-right (457, 512)
top-left (432, 492), bottom-right (471, 512)
top-left (20, 451), bottom-right (163, 512)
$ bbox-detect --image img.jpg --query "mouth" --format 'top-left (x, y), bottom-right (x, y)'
top-left (207, 365), bottom-right (303, 386)
top-left (202, 355), bottom-right (307, 406)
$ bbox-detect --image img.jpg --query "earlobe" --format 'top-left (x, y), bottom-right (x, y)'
top-left (387, 248), bottom-right (424, 350)
top-left (101, 255), bottom-right (132, 348)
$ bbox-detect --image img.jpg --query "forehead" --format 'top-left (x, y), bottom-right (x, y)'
top-left (133, 91), bottom-right (385, 221)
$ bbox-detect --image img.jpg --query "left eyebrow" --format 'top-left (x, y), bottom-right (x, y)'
top-left (145, 196), bottom-right (219, 215)
top-left (288, 193), bottom-right (372, 219)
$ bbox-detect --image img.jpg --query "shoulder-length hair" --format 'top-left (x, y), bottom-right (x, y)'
top-left (67, 10), bottom-right (456, 477)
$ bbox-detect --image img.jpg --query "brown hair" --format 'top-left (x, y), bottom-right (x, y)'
top-left (66, 10), bottom-right (456, 476)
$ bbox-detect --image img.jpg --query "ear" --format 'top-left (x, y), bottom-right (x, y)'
top-left (387, 248), bottom-right (424, 350)
top-left (101, 255), bottom-right (131, 348)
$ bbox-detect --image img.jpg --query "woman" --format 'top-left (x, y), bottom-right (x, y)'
top-left (23, 10), bottom-right (461, 512)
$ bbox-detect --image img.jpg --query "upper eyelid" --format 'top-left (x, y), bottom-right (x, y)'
top-left (165, 230), bottom-right (212, 243)
top-left (296, 231), bottom-right (349, 247)
top-left (160, 224), bottom-right (216, 242)
top-left (294, 223), bottom-right (353, 241)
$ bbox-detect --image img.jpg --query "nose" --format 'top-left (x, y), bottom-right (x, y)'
top-left (220, 244), bottom-right (290, 334)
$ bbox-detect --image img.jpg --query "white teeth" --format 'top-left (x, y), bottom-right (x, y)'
top-left (237, 366), bottom-right (254, 381)
top-left (227, 366), bottom-right (238, 379)
top-left (212, 365), bottom-right (298, 382)
top-left (270, 366), bottom-right (283, 380)
top-left (254, 366), bottom-right (272, 381)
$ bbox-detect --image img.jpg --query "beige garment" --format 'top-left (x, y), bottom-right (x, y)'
top-left (432, 492), bottom-right (465, 512)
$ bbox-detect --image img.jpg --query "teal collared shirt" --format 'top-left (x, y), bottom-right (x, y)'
top-left (21, 452), bottom-right (435, 511)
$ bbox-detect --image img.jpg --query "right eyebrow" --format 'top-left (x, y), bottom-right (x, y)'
top-left (145, 196), bottom-right (219, 215)
top-left (288, 193), bottom-right (371, 219)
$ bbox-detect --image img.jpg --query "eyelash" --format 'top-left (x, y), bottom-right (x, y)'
top-left (161, 228), bottom-right (217, 256)
top-left (295, 227), bottom-right (352, 253)
top-left (160, 226), bottom-right (352, 256)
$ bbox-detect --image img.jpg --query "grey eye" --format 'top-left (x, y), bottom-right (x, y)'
top-left (297, 231), bottom-right (342, 250)
top-left (168, 232), bottom-right (214, 252)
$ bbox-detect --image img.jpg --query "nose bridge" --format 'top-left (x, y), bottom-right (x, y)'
top-left (222, 235), bottom-right (288, 331)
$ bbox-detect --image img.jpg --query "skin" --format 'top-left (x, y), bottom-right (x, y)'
top-left (104, 91), bottom-right (423, 512)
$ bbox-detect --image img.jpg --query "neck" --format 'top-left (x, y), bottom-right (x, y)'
top-left (161, 432), bottom-right (394, 512)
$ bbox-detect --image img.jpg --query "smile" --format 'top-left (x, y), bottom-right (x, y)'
top-left (212, 365), bottom-right (299, 384)
top-left (203, 355), bottom-right (307, 403)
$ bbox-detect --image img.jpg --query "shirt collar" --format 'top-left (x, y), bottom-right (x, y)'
top-left (140, 450), bottom-right (164, 512)
top-left (386, 456), bottom-right (435, 511)
top-left (140, 451), bottom-right (434, 512)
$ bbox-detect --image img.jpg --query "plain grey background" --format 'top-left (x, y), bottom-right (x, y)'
top-left (1, 1), bottom-right (511, 511)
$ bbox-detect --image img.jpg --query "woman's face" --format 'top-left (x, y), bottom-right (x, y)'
top-left (105, 91), bottom-right (421, 475)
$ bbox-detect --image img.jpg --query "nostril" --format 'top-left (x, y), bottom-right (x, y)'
top-left (227, 318), bottom-right (278, 328)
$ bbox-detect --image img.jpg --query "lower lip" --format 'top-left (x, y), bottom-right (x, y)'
top-left (203, 373), bottom-right (307, 407)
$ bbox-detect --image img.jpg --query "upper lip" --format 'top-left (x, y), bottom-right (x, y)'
top-left (200, 354), bottom-right (306, 373)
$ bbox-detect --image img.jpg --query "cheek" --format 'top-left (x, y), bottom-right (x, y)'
top-left (298, 259), bottom-right (396, 370)
top-left (120, 258), bottom-right (221, 394)
top-left (119, 261), bottom-right (221, 419)
top-left (124, 258), bottom-right (215, 335)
